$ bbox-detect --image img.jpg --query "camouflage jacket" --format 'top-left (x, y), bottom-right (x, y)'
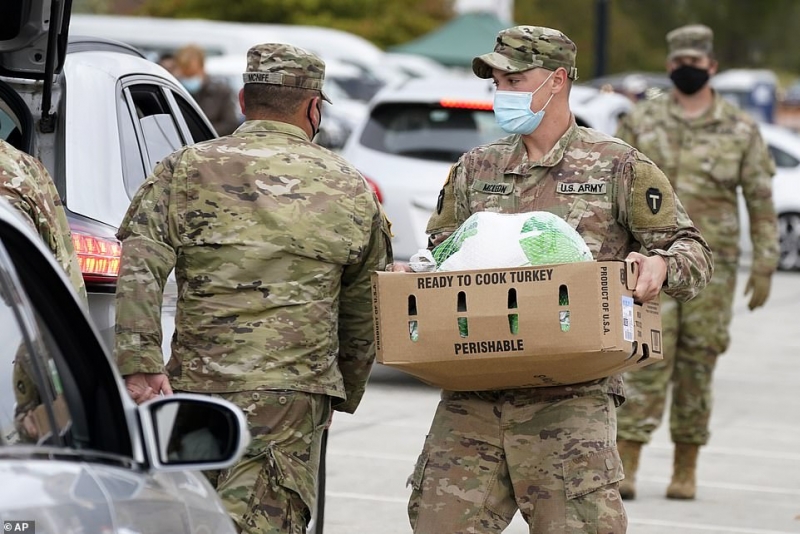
top-left (616, 92), bottom-right (778, 273)
top-left (114, 120), bottom-right (392, 413)
top-left (427, 121), bottom-right (713, 400)
top-left (0, 140), bottom-right (87, 302)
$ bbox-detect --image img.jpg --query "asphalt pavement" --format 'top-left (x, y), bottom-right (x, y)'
top-left (322, 268), bottom-right (800, 534)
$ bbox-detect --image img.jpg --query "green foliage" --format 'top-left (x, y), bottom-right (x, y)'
top-left (139, 0), bottom-right (454, 49)
top-left (515, 0), bottom-right (800, 77)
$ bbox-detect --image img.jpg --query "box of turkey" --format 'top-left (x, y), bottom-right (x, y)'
top-left (371, 260), bottom-right (662, 391)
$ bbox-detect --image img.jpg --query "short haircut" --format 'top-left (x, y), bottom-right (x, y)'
top-left (243, 83), bottom-right (317, 117)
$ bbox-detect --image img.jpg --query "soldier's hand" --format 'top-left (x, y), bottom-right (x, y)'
top-left (125, 373), bottom-right (174, 405)
top-left (744, 272), bottom-right (771, 311)
top-left (386, 262), bottom-right (413, 272)
top-left (626, 252), bottom-right (667, 303)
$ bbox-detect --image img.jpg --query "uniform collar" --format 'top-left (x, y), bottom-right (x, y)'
top-left (503, 119), bottom-right (579, 175)
top-left (667, 90), bottom-right (726, 125)
top-left (234, 120), bottom-right (311, 141)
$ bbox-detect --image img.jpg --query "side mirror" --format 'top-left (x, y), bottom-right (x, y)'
top-left (139, 394), bottom-right (250, 471)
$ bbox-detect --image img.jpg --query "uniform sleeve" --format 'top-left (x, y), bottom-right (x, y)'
top-left (619, 155), bottom-right (714, 301)
top-left (425, 160), bottom-right (467, 248)
top-left (740, 127), bottom-right (779, 274)
top-left (614, 112), bottom-right (637, 146)
top-left (113, 158), bottom-right (179, 376)
top-left (335, 194), bottom-right (392, 414)
top-left (0, 155), bottom-right (87, 304)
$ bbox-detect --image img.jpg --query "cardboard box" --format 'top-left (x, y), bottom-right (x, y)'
top-left (371, 260), bottom-right (662, 391)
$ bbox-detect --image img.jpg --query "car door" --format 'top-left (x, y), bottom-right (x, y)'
top-left (0, 202), bottom-right (233, 534)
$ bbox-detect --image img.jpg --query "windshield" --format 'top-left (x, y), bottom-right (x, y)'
top-left (360, 103), bottom-right (504, 162)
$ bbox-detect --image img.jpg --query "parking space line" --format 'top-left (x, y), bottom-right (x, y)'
top-left (327, 491), bottom-right (407, 504)
top-left (629, 518), bottom-right (799, 534)
top-left (648, 443), bottom-right (800, 462)
top-left (640, 476), bottom-right (800, 497)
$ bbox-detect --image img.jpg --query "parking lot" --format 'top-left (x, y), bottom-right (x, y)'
top-left (323, 269), bottom-right (800, 534)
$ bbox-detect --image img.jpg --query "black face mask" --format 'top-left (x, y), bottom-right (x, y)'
top-left (670, 65), bottom-right (710, 95)
top-left (306, 100), bottom-right (322, 140)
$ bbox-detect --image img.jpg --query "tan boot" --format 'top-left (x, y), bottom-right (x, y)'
top-left (617, 440), bottom-right (643, 500)
top-left (667, 443), bottom-right (700, 500)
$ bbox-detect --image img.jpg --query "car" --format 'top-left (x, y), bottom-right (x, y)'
top-left (1, 4), bottom-right (219, 351)
top-left (0, 193), bottom-right (250, 532)
top-left (340, 76), bottom-right (633, 261)
top-left (739, 123), bottom-right (800, 271)
top-left (2, 5), bottom-right (332, 531)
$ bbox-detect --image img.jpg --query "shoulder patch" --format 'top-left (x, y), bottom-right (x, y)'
top-left (631, 160), bottom-right (677, 229)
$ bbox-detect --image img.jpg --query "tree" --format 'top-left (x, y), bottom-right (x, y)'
top-left (139, 0), bottom-right (455, 49)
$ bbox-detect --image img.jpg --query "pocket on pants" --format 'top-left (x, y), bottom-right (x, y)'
top-left (242, 447), bottom-right (317, 533)
top-left (563, 447), bottom-right (627, 534)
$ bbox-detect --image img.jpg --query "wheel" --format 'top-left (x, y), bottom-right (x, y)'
top-left (778, 213), bottom-right (800, 271)
top-left (306, 428), bottom-right (327, 534)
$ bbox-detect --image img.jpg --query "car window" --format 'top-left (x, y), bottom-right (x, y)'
top-left (118, 94), bottom-right (148, 198)
top-left (0, 257), bottom-right (74, 447)
top-left (768, 144), bottom-right (799, 168)
top-left (360, 103), bottom-right (504, 162)
top-left (120, 84), bottom-right (186, 197)
top-left (172, 91), bottom-right (216, 143)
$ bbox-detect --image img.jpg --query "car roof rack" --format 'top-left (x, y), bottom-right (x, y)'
top-left (66, 35), bottom-right (146, 59)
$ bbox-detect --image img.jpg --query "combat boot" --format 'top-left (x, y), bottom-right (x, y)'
top-left (617, 440), bottom-right (643, 500)
top-left (667, 442), bottom-right (700, 500)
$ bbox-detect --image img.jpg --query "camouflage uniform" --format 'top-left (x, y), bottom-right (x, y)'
top-left (0, 139), bottom-right (86, 302)
top-left (114, 44), bottom-right (391, 534)
top-left (615, 26), bottom-right (777, 448)
top-left (408, 26), bottom-right (712, 534)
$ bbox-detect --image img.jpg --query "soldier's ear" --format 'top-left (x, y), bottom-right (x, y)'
top-left (553, 67), bottom-right (569, 94)
top-left (238, 88), bottom-right (245, 115)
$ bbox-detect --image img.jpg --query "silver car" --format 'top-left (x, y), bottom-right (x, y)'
top-left (0, 195), bottom-right (249, 533)
top-left (0, 0), bottom-right (217, 350)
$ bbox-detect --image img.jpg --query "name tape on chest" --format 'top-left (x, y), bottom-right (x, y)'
top-left (556, 182), bottom-right (608, 195)
top-left (472, 180), bottom-right (514, 195)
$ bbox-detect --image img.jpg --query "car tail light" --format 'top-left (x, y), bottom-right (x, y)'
top-left (363, 175), bottom-right (383, 204)
top-left (71, 231), bottom-right (121, 284)
top-left (439, 99), bottom-right (493, 111)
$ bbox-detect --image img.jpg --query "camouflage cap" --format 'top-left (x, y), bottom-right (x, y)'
top-left (666, 24), bottom-right (713, 60)
top-left (472, 26), bottom-right (578, 81)
top-left (243, 43), bottom-right (331, 103)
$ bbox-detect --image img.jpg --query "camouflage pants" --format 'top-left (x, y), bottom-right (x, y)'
top-left (202, 390), bottom-right (330, 534)
top-left (617, 263), bottom-right (737, 445)
top-left (408, 390), bottom-right (627, 534)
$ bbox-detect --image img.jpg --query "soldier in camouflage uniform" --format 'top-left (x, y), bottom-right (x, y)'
top-left (0, 139), bottom-right (86, 302)
top-left (614, 24), bottom-right (778, 502)
top-left (113, 43), bottom-right (392, 534)
top-left (405, 26), bottom-right (713, 534)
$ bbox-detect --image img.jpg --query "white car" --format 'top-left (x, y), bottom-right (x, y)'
top-left (1, 6), bottom-right (216, 350)
top-left (0, 194), bottom-right (249, 532)
top-left (740, 123), bottom-right (800, 270)
top-left (340, 77), bottom-right (633, 261)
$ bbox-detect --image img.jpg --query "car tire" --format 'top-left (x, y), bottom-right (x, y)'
top-left (778, 212), bottom-right (800, 271)
top-left (307, 428), bottom-right (327, 534)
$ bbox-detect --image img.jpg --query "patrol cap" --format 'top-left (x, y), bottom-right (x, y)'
top-left (666, 24), bottom-right (713, 60)
top-left (472, 26), bottom-right (578, 81)
top-left (243, 43), bottom-right (331, 103)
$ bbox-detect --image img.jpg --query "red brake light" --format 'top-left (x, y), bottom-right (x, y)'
top-left (71, 231), bottom-right (121, 283)
top-left (363, 175), bottom-right (383, 204)
top-left (439, 99), bottom-right (493, 111)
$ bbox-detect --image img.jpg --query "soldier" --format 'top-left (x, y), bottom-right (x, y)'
top-left (0, 139), bottom-right (86, 302)
top-left (614, 24), bottom-right (778, 501)
top-left (113, 43), bottom-right (392, 534)
top-left (404, 26), bottom-right (713, 533)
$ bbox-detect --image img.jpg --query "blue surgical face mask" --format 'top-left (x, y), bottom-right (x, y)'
top-left (180, 76), bottom-right (203, 95)
top-left (493, 72), bottom-right (555, 135)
